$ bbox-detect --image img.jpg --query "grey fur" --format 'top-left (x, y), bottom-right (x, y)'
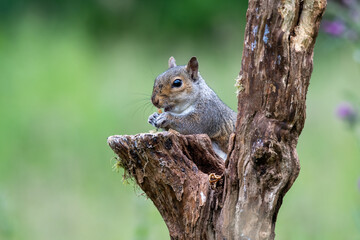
top-left (148, 57), bottom-right (237, 157)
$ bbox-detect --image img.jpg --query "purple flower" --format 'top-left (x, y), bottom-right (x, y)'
top-left (329, 0), bottom-right (356, 7)
top-left (322, 20), bottom-right (346, 36)
top-left (336, 102), bottom-right (358, 123)
top-left (342, 0), bottom-right (355, 7)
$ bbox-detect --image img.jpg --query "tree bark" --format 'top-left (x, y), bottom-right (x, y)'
top-left (107, 0), bottom-right (327, 239)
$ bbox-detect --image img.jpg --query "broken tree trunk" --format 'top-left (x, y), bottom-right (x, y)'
top-left (107, 0), bottom-right (327, 239)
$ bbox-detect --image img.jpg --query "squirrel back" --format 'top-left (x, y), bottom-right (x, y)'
top-left (148, 56), bottom-right (236, 159)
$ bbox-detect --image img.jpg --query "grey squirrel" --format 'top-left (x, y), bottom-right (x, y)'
top-left (148, 56), bottom-right (236, 159)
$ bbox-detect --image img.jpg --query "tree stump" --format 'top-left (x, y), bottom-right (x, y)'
top-left (107, 0), bottom-right (327, 239)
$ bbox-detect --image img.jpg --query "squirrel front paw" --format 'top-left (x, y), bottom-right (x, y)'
top-left (148, 112), bottom-right (159, 127)
top-left (148, 112), bottom-right (168, 129)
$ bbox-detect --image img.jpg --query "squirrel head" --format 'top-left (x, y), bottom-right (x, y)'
top-left (151, 56), bottom-right (202, 113)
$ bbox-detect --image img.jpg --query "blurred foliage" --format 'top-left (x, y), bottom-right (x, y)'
top-left (323, 0), bottom-right (360, 42)
top-left (0, 1), bottom-right (360, 240)
top-left (0, 0), bottom-right (247, 42)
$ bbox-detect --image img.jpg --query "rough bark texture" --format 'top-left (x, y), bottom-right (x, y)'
top-left (107, 0), bottom-right (327, 239)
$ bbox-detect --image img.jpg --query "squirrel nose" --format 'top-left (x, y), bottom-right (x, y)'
top-left (151, 95), bottom-right (160, 107)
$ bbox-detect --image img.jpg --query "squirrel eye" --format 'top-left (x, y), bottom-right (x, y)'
top-left (172, 79), bottom-right (182, 88)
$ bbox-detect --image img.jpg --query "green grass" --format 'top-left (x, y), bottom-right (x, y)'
top-left (0, 14), bottom-right (359, 240)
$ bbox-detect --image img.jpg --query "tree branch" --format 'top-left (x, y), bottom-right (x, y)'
top-left (222, 0), bottom-right (327, 238)
top-left (108, 132), bottom-right (224, 239)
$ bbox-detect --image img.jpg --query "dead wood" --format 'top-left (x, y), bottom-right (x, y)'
top-left (108, 0), bottom-right (327, 239)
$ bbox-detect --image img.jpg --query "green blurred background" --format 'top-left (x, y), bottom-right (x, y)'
top-left (0, 0), bottom-right (359, 239)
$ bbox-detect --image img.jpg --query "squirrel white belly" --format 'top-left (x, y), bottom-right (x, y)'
top-left (148, 56), bottom-right (236, 160)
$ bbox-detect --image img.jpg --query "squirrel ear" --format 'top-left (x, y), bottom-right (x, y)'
top-left (186, 56), bottom-right (199, 80)
top-left (168, 56), bottom-right (177, 68)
